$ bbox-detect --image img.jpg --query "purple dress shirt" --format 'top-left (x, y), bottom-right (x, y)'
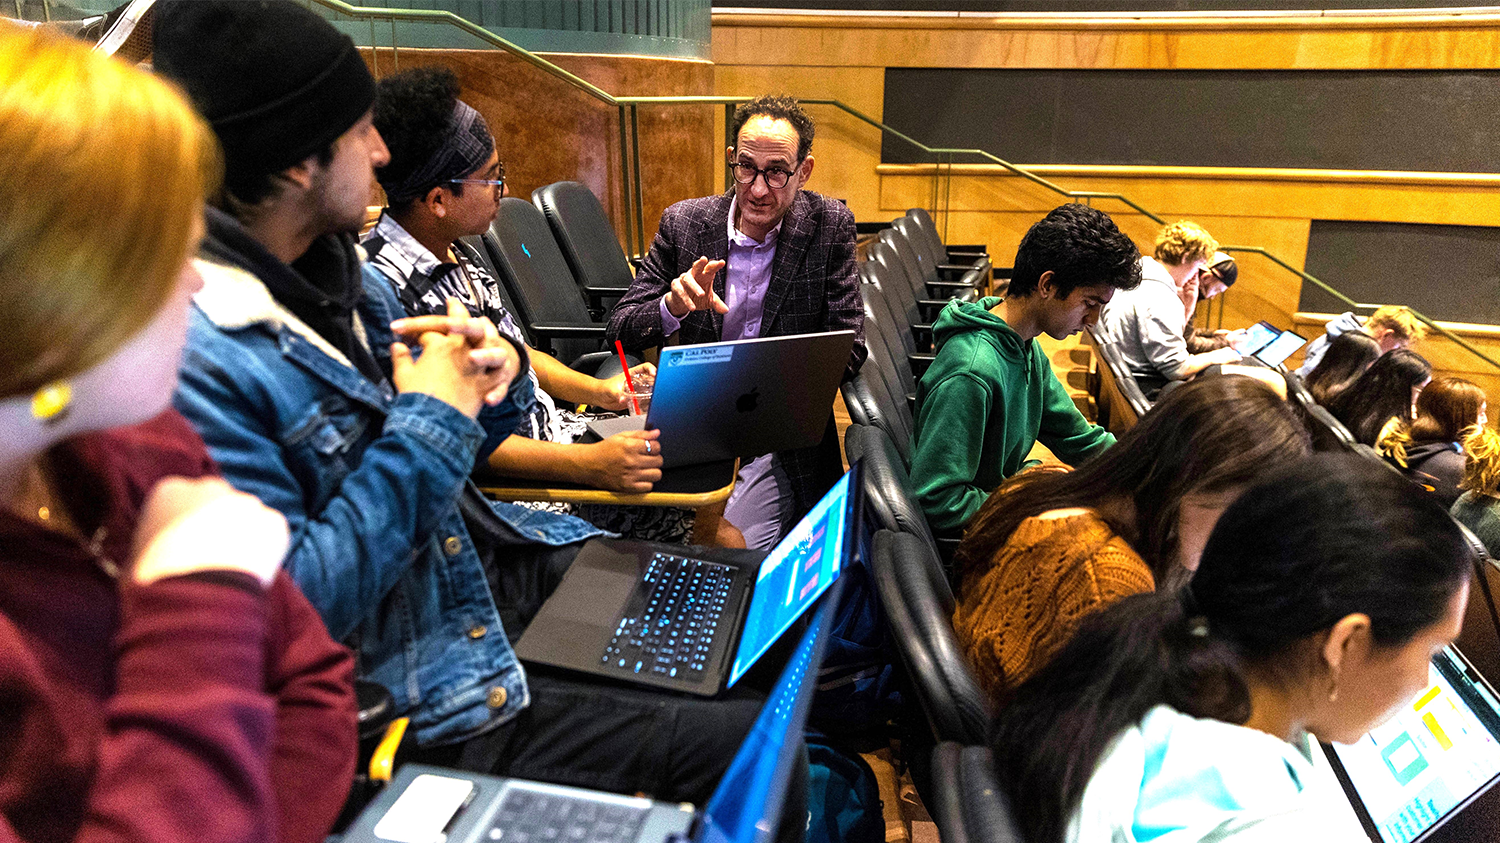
top-left (658, 195), bottom-right (782, 340)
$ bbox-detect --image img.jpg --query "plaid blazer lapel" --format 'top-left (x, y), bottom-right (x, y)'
top-left (760, 191), bottom-right (812, 336)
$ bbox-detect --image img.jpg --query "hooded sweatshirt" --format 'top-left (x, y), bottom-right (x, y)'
top-left (911, 296), bottom-right (1116, 533)
top-left (1294, 311), bottom-right (1363, 378)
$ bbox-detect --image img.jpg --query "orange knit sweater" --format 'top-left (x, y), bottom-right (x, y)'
top-left (952, 510), bottom-right (1154, 701)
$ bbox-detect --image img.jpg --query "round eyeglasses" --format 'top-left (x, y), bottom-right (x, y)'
top-left (731, 162), bottom-right (794, 190)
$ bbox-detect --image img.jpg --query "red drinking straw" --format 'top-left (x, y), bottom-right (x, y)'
top-left (615, 340), bottom-right (640, 415)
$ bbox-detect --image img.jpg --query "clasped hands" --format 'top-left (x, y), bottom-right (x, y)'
top-left (389, 297), bottom-right (522, 418)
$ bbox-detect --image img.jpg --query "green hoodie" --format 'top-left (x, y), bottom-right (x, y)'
top-left (911, 296), bottom-right (1115, 533)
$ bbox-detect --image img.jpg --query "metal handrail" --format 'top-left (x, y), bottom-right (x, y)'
top-left (299, 0), bottom-right (1499, 374)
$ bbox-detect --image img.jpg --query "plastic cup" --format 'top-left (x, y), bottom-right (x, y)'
top-left (624, 389), bottom-right (652, 417)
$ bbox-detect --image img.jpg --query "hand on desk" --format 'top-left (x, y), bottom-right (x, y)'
top-left (594, 362), bottom-right (657, 412)
top-left (664, 257), bottom-right (728, 319)
top-left (584, 429), bottom-right (663, 493)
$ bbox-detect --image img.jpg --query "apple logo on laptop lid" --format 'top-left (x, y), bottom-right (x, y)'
top-left (736, 387), bottom-right (759, 413)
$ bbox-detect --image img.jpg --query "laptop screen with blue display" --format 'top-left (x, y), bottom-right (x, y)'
top-left (727, 466), bottom-right (857, 687)
top-left (697, 579), bottom-right (841, 843)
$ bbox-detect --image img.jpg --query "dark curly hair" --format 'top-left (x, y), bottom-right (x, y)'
top-left (731, 94), bottom-right (815, 161)
top-left (1009, 204), bottom-right (1142, 300)
top-left (373, 66), bottom-right (488, 213)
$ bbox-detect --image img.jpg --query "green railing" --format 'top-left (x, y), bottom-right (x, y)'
top-left (16, 0), bottom-right (1495, 372)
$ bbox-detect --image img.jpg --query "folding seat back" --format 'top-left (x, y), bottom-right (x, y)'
top-left (871, 530), bottom-right (991, 745)
top-left (531, 181), bottom-right (636, 321)
top-left (930, 743), bottom-right (1029, 843)
top-left (844, 424), bottom-right (934, 550)
top-left (482, 198), bottom-right (608, 367)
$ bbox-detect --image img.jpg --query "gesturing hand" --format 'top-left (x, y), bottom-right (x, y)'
top-left (664, 256), bottom-right (728, 319)
top-left (391, 298), bottom-right (518, 417)
top-left (131, 476), bottom-right (289, 588)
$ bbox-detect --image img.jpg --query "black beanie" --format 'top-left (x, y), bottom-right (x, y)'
top-left (154, 0), bottom-right (376, 181)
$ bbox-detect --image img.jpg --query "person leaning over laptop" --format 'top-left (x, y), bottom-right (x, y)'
top-left (1096, 221), bottom-right (1242, 398)
top-left (909, 204), bottom-right (1139, 537)
top-left (157, 0), bottom-right (798, 809)
top-left (605, 95), bottom-right (865, 551)
top-left (362, 67), bottom-right (693, 543)
top-left (988, 454), bottom-right (1471, 843)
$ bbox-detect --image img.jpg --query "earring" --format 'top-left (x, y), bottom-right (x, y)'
top-left (30, 380), bottom-right (72, 426)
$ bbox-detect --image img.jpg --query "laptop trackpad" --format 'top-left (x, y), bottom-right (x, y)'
top-left (516, 541), bottom-right (642, 665)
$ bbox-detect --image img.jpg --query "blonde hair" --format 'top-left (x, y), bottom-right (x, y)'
top-left (0, 24), bottom-right (219, 399)
top-left (1367, 305), bottom-right (1428, 344)
top-left (1378, 376), bottom-right (1489, 467)
top-left (1461, 427), bottom-right (1500, 497)
top-left (1152, 221), bottom-right (1219, 267)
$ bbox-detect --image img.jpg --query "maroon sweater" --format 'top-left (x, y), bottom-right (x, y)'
top-left (0, 412), bottom-right (357, 843)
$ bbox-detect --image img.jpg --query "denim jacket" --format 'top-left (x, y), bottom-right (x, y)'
top-left (173, 257), bottom-right (604, 747)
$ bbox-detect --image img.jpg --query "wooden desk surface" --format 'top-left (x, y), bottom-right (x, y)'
top-left (475, 458), bottom-right (739, 508)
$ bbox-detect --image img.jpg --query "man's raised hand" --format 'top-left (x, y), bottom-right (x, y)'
top-left (664, 256), bottom-right (728, 318)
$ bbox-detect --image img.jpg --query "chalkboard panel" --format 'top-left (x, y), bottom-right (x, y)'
top-left (1301, 220), bottom-right (1500, 325)
top-left (881, 68), bottom-right (1500, 173)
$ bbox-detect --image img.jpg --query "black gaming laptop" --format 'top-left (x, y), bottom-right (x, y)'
top-left (515, 462), bottom-right (863, 696)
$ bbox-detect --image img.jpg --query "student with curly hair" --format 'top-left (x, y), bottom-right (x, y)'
top-left (1097, 221), bottom-right (1243, 397)
top-left (1452, 426), bottom-right (1500, 560)
top-left (910, 203), bottom-right (1141, 535)
top-left (362, 67), bottom-right (691, 540)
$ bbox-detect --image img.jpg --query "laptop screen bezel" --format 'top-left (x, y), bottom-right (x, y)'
top-left (1321, 643), bottom-right (1500, 842)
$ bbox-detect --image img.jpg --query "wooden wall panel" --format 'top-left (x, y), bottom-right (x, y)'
top-left (713, 16), bottom-right (1500, 70)
top-left (712, 65), bottom-right (886, 220)
top-left (363, 48), bottom-right (714, 250)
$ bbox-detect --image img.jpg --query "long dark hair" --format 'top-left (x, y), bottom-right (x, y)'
top-left (1327, 349), bottom-right (1433, 446)
top-left (956, 376), bottom-right (1311, 585)
top-left (1305, 330), bottom-right (1381, 405)
top-left (988, 455), bottom-right (1473, 843)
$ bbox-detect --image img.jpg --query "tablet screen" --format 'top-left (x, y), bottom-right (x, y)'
top-left (1329, 648), bottom-right (1500, 843)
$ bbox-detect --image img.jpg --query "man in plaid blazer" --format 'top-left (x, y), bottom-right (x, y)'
top-left (605, 95), bottom-right (866, 549)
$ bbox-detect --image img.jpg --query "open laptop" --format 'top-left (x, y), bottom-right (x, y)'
top-left (1234, 320), bottom-right (1308, 368)
top-left (586, 331), bottom-right (855, 468)
top-left (1323, 644), bottom-right (1500, 842)
top-left (516, 461), bottom-right (863, 696)
top-left (343, 577), bottom-right (844, 843)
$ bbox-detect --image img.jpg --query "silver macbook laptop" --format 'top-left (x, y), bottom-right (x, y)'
top-left (586, 331), bottom-right (855, 468)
